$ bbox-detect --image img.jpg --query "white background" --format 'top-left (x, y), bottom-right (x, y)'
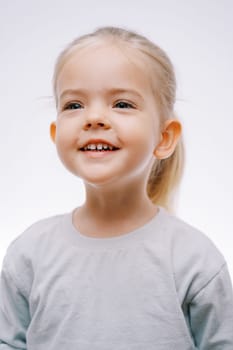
top-left (0, 0), bottom-right (232, 280)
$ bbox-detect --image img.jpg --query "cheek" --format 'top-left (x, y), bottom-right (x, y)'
top-left (54, 133), bottom-right (78, 175)
top-left (56, 121), bottom-right (77, 146)
top-left (54, 125), bottom-right (76, 164)
top-left (126, 121), bottom-right (159, 150)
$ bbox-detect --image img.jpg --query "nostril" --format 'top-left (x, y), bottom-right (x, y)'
top-left (83, 121), bottom-right (111, 130)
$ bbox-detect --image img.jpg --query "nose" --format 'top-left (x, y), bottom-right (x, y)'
top-left (83, 108), bottom-right (111, 130)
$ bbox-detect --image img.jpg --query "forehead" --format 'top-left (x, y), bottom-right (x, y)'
top-left (56, 42), bottom-right (153, 98)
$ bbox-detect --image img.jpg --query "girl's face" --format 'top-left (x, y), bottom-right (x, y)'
top-left (52, 42), bottom-right (162, 189)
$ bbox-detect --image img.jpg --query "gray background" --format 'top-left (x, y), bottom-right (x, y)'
top-left (0, 0), bottom-right (232, 279)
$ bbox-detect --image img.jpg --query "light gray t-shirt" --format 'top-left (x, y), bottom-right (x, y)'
top-left (0, 206), bottom-right (233, 349)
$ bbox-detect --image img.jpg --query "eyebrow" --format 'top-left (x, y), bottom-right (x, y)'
top-left (59, 88), bottom-right (144, 101)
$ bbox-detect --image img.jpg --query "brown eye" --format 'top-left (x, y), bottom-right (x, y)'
top-left (64, 102), bottom-right (83, 110)
top-left (114, 101), bottom-right (134, 109)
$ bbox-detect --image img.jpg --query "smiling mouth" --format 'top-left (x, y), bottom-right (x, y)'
top-left (79, 145), bottom-right (120, 152)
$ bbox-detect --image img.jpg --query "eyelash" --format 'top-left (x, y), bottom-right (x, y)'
top-left (114, 101), bottom-right (135, 109)
top-left (63, 102), bottom-right (83, 110)
top-left (62, 100), bottom-right (135, 111)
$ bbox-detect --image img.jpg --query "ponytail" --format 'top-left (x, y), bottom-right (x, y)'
top-left (147, 135), bottom-right (185, 214)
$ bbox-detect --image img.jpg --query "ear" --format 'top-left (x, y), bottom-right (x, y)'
top-left (154, 119), bottom-right (182, 159)
top-left (50, 122), bottom-right (57, 143)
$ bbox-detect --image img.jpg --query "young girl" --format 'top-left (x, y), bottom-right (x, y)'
top-left (0, 26), bottom-right (232, 349)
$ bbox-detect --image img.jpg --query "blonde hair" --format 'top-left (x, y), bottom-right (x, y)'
top-left (53, 26), bottom-right (185, 213)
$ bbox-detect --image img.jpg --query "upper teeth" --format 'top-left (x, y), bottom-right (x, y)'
top-left (84, 143), bottom-right (113, 151)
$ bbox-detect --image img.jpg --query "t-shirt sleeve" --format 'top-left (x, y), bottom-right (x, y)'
top-left (0, 258), bottom-right (29, 349)
top-left (189, 263), bottom-right (233, 349)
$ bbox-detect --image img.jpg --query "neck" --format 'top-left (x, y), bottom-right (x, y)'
top-left (72, 178), bottom-right (159, 238)
top-left (81, 180), bottom-right (157, 223)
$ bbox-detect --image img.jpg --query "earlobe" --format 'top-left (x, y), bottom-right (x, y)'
top-left (50, 122), bottom-right (57, 143)
top-left (154, 119), bottom-right (182, 159)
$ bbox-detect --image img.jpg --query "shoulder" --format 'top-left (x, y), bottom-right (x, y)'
top-left (2, 212), bottom-right (71, 297)
top-left (159, 208), bottom-right (226, 302)
top-left (164, 209), bottom-right (223, 257)
top-left (161, 208), bottom-right (224, 263)
top-left (2, 212), bottom-right (69, 273)
top-left (8, 213), bottom-right (65, 249)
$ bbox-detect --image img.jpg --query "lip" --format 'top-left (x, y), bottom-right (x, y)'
top-left (81, 149), bottom-right (119, 159)
top-left (79, 138), bottom-right (120, 150)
